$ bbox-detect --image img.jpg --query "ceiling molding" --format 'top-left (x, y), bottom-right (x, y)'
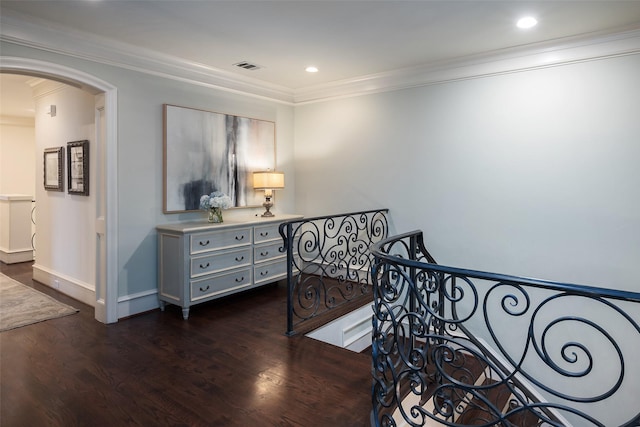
top-left (0, 11), bottom-right (296, 105)
top-left (30, 79), bottom-right (69, 100)
top-left (0, 115), bottom-right (35, 127)
top-left (2, 11), bottom-right (639, 106)
top-left (294, 27), bottom-right (640, 104)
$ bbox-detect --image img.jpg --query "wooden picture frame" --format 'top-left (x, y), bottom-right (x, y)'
top-left (44, 147), bottom-right (64, 191)
top-left (163, 104), bottom-right (276, 213)
top-left (67, 140), bottom-right (89, 196)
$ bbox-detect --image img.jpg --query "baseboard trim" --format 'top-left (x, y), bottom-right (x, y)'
top-left (343, 314), bottom-right (372, 351)
top-left (117, 289), bottom-right (159, 319)
top-left (32, 263), bottom-right (95, 307)
top-left (30, 262), bottom-right (162, 320)
top-left (306, 303), bottom-right (373, 352)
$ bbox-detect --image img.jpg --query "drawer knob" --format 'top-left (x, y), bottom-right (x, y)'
top-left (260, 251), bottom-right (269, 257)
top-left (199, 262), bottom-right (210, 269)
top-left (235, 235), bottom-right (245, 241)
top-left (199, 285), bottom-right (210, 292)
top-left (235, 277), bottom-right (244, 283)
top-left (199, 240), bottom-right (210, 247)
top-left (260, 231), bottom-right (269, 237)
top-left (235, 256), bottom-right (244, 262)
top-left (260, 270), bottom-right (269, 276)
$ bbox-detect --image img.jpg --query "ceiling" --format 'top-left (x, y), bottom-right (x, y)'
top-left (2, 0), bottom-right (640, 92)
top-left (0, 74), bottom-right (36, 118)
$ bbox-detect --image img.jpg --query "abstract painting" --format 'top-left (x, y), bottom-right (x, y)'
top-left (163, 104), bottom-right (276, 213)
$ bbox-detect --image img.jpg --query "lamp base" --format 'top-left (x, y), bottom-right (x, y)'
top-left (261, 198), bottom-right (274, 217)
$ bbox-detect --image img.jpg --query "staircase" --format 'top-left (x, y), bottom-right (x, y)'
top-left (280, 218), bottom-right (640, 426)
top-left (370, 230), bottom-right (640, 427)
top-left (386, 335), bottom-right (552, 427)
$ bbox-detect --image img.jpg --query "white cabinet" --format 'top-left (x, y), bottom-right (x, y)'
top-left (157, 214), bottom-right (302, 319)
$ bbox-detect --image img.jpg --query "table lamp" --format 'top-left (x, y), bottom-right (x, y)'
top-left (253, 170), bottom-right (284, 217)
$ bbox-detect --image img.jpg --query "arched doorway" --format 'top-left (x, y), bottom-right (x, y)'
top-left (1, 56), bottom-right (118, 323)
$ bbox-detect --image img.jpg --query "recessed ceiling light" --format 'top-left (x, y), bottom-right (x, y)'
top-left (305, 66), bottom-right (319, 73)
top-left (517, 16), bottom-right (538, 29)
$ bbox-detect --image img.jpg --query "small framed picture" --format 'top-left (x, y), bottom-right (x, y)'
top-left (44, 147), bottom-right (64, 191)
top-left (67, 140), bottom-right (89, 196)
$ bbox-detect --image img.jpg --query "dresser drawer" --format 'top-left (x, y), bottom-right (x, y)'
top-left (254, 223), bottom-right (281, 244)
top-left (253, 240), bottom-right (285, 263)
top-left (254, 259), bottom-right (287, 284)
top-left (190, 247), bottom-right (252, 278)
top-left (190, 227), bottom-right (251, 254)
top-left (190, 268), bottom-right (252, 301)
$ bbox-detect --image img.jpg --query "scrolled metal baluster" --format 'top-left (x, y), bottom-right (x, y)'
top-left (372, 230), bottom-right (640, 427)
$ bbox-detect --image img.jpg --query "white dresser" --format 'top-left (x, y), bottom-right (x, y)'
top-left (157, 214), bottom-right (302, 319)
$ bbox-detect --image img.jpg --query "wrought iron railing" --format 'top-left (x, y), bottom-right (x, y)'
top-left (279, 209), bottom-right (389, 336)
top-left (370, 230), bottom-right (640, 427)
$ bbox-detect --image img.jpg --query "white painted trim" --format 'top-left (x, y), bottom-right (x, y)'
top-left (30, 79), bottom-right (69, 100)
top-left (32, 263), bottom-right (95, 307)
top-left (0, 116), bottom-right (34, 127)
top-left (343, 317), bottom-right (372, 352)
top-left (117, 289), bottom-right (159, 319)
top-left (0, 56), bottom-right (119, 324)
top-left (306, 303), bottom-right (373, 352)
top-left (0, 11), bottom-right (294, 105)
top-left (103, 83), bottom-right (118, 324)
top-left (0, 248), bottom-right (33, 264)
top-left (1, 10), bottom-right (638, 105)
top-left (294, 27), bottom-right (640, 104)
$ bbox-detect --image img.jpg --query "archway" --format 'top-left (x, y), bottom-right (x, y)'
top-left (1, 56), bottom-right (118, 323)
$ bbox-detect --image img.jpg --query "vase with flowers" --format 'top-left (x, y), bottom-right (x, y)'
top-left (199, 191), bottom-right (232, 223)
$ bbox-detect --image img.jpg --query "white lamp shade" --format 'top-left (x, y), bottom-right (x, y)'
top-left (253, 171), bottom-right (285, 189)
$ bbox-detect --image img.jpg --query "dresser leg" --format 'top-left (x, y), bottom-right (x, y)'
top-left (182, 307), bottom-right (190, 320)
top-left (159, 301), bottom-right (166, 312)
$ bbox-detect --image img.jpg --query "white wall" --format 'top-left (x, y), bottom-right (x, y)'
top-left (294, 54), bottom-right (640, 292)
top-left (32, 81), bottom-right (97, 291)
top-left (0, 116), bottom-right (35, 196)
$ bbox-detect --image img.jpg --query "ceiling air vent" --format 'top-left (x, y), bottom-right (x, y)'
top-left (234, 61), bottom-right (263, 71)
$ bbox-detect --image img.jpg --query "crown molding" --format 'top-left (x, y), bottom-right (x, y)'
top-left (0, 11), bottom-right (296, 105)
top-left (2, 10), bottom-right (639, 106)
top-left (0, 115), bottom-right (35, 127)
top-left (294, 26), bottom-right (640, 104)
top-left (29, 78), bottom-right (69, 100)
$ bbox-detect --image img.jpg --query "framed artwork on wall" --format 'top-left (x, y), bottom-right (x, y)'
top-left (67, 140), bottom-right (89, 196)
top-left (163, 104), bottom-right (276, 213)
top-left (44, 147), bottom-right (64, 191)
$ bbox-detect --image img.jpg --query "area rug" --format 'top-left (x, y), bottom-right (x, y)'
top-left (0, 272), bottom-right (78, 332)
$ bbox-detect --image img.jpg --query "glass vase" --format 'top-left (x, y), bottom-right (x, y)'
top-left (208, 207), bottom-right (223, 223)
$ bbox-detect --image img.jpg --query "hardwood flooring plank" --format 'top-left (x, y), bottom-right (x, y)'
top-left (1, 261), bottom-right (372, 427)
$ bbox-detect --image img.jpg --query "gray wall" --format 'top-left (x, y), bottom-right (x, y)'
top-left (293, 53), bottom-right (640, 426)
top-left (294, 54), bottom-right (640, 291)
top-left (1, 41), bottom-right (296, 303)
top-left (3, 40), bottom-right (639, 307)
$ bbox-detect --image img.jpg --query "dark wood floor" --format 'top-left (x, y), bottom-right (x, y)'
top-left (1, 261), bottom-right (373, 427)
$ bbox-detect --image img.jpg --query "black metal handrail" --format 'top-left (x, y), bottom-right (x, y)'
top-left (370, 230), bottom-right (640, 427)
top-left (279, 209), bottom-right (389, 336)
